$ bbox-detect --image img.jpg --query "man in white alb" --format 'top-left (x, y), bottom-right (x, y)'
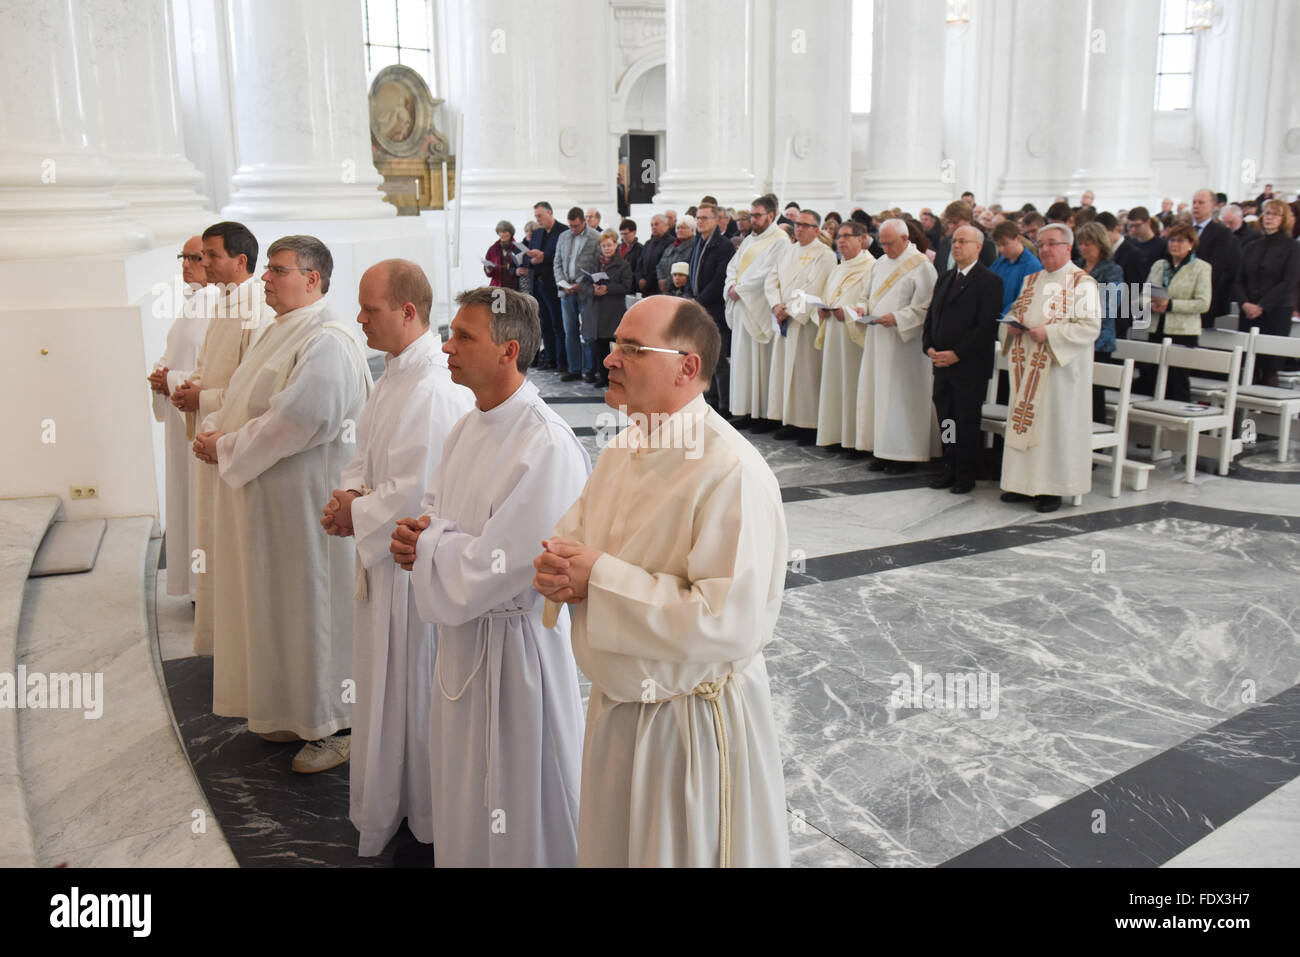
top-left (535, 295), bottom-right (790, 867)
top-left (321, 260), bottom-right (474, 855)
top-left (814, 221), bottom-right (876, 451)
top-left (172, 221), bottom-right (272, 654)
top-left (147, 235), bottom-right (215, 599)
top-left (999, 223), bottom-right (1101, 513)
top-left (724, 195), bottom-right (789, 431)
top-left (194, 235), bottom-right (371, 773)
top-left (764, 209), bottom-right (838, 442)
top-left (391, 287), bottom-right (590, 867)
top-left (855, 219), bottom-right (940, 472)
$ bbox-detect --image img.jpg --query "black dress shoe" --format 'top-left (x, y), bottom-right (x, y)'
top-left (1000, 491), bottom-right (1032, 503)
top-left (730, 415), bottom-right (753, 430)
top-left (950, 480), bottom-right (976, 494)
top-left (929, 472), bottom-right (956, 490)
top-left (867, 457), bottom-right (889, 471)
top-left (560, 372), bottom-right (581, 382)
top-left (1035, 495), bottom-right (1062, 513)
top-left (796, 429), bottom-right (816, 446)
top-left (749, 418), bottom-right (777, 433)
top-left (846, 448), bottom-right (871, 459)
top-left (583, 373), bottom-right (598, 383)
top-left (772, 425), bottom-right (799, 440)
top-left (883, 462), bottom-right (916, 474)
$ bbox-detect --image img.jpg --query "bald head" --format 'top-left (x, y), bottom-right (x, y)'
top-left (1192, 188), bottom-right (1215, 223)
top-left (181, 235), bottom-right (206, 285)
top-left (358, 258), bottom-right (433, 356)
top-left (604, 295), bottom-right (717, 418)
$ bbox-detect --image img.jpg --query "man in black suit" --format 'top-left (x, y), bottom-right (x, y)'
top-left (1220, 204), bottom-right (1259, 251)
top-left (922, 225), bottom-right (1003, 494)
top-left (933, 200), bottom-right (997, 274)
top-left (526, 201), bottom-right (566, 370)
top-left (1097, 211), bottom-right (1144, 338)
top-left (1191, 188), bottom-right (1241, 328)
top-left (636, 214), bottom-right (672, 297)
top-left (688, 204), bottom-right (736, 413)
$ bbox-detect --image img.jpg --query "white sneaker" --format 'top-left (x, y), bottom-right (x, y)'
top-left (291, 735), bottom-right (350, 774)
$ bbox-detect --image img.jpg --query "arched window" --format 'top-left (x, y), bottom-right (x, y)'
top-left (1154, 0), bottom-right (1195, 111)
top-left (850, 0), bottom-right (875, 114)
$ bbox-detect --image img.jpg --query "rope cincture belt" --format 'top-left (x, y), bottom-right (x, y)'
top-left (436, 606), bottom-right (530, 808)
top-left (665, 672), bottom-right (735, 868)
top-left (353, 483), bottom-right (374, 602)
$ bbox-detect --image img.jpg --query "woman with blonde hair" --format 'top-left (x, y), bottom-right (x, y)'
top-left (1237, 199), bottom-right (1300, 385)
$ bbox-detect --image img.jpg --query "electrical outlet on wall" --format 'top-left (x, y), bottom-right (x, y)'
top-left (69, 485), bottom-right (99, 499)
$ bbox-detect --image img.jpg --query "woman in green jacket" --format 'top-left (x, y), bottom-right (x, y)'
top-left (1142, 222), bottom-right (1211, 402)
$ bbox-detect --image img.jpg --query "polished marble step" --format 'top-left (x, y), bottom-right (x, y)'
top-left (0, 496), bottom-right (60, 866)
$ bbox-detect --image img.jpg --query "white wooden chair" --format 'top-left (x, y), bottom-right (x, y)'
top-left (980, 343), bottom-right (1011, 447)
top-left (1072, 357), bottom-right (1136, 504)
top-left (1211, 330), bottom-right (1300, 462)
top-left (1128, 344), bottom-right (1244, 482)
top-left (1189, 326), bottom-right (1254, 401)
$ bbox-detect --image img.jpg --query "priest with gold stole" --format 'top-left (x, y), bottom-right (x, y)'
top-left (764, 209), bottom-right (837, 440)
top-left (724, 195), bottom-right (789, 430)
top-left (814, 221), bottom-right (876, 450)
top-left (998, 223), bottom-right (1101, 514)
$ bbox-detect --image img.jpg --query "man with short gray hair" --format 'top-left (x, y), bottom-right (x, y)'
top-left (391, 286), bottom-right (590, 866)
top-left (855, 219), bottom-right (939, 471)
top-left (998, 223), bottom-right (1101, 513)
top-left (195, 234), bottom-right (373, 773)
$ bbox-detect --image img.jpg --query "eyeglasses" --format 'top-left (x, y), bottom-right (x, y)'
top-left (611, 342), bottom-right (689, 358)
top-left (177, 253), bottom-right (203, 264)
top-left (1038, 241), bottom-right (1070, 248)
top-left (263, 264), bottom-right (312, 277)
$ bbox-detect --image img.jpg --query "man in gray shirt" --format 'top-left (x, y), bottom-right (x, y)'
top-left (554, 205), bottom-right (601, 381)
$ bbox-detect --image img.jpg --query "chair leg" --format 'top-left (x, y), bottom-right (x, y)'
top-left (1070, 494), bottom-right (1082, 507)
top-left (1110, 446), bottom-right (1122, 498)
top-left (1185, 428), bottom-right (1199, 483)
top-left (1279, 409), bottom-right (1293, 464)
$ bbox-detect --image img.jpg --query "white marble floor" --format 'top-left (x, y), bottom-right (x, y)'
top-left (136, 371), bottom-right (1300, 867)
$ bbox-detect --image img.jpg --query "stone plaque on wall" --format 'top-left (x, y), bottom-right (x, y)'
top-left (368, 65), bottom-right (454, 214)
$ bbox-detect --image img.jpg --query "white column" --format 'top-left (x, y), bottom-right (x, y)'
top-left (1262, 0), bottom-right (1300, 196)
top-left (995, 0), bottom-right (1088, 208)
top-left (0, 0), bottom-right (152, 259)
top-left (857, 0), bottom-right (948, 210)
top-left (1067, 0), bottom-right (1160, 209)
top-left (439, 0), bottom-right (565, 209)
top-left (81, 0), bottom-right (212, 242)
top-left (770, 0), bottom-right (852, 204)
top-left (221, 0), bottom-right (394, 220)
top-left (654, 0), bottom-right (757, 206)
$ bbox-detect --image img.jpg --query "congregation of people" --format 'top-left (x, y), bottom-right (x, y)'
top-left (145, 174), bottom-right (1300, 868)
top-left (490, 185), bottom-right (1300, 513)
